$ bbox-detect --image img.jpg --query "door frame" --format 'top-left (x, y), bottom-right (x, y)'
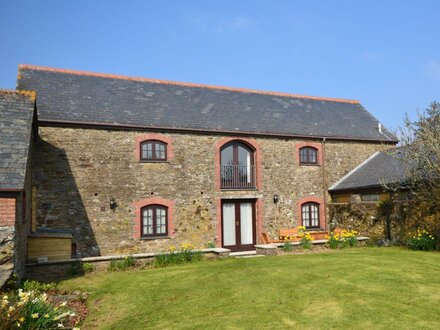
top-left (221, 199), bottom-right (256, 252)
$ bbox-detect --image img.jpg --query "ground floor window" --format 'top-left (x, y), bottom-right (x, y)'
top-left (141, 205), bottom-right (168, 237)
top-left (301, 202), bottom-right (320, 229)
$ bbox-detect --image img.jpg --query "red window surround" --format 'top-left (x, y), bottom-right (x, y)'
top-left (133, 197), bottom-right (175, 239)
top-left (214, 137), bottom-right (263, 191)
top-left (134, 133), bottom-right (174, 162)
top-left (297, 196), bottom-right (326, 230)
top-left (295, 141), bottom-right (323, 165)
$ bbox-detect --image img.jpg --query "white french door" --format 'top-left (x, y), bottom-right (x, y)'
top-left (222, 200), bottom-right (255, 251)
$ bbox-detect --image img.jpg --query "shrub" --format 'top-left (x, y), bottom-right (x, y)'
top-left (154, 243), bottom-right (203, 268)
top-left (297, 227), bottom-right (312, 250)
top-left (341, 230), bottom-right (358, 248)
top-left (206, 241), bottom-right (216, 248)
top-left (82, 262), bottom-right (95, 273)
top-left (408, 229), bottom-right (436, 251)
top-left (0, 289), bottom-right (76, 329)
top-left (281, 241), bottom-right (293, 252)
top-left (108, 256), bottom-right (136, 272)
top-left (66, 263), bottom-right (81, 276)
top-left (21, 280), bottom-right (56, 293)
top-left (326, 232), bottom-right (341, 249)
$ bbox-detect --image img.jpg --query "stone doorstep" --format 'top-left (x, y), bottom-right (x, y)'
top-left (229, 251), bottom-right (257, 257)
top-left (25, 247), bottom-right (232, 266)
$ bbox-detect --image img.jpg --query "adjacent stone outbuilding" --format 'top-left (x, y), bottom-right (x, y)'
top-left (0, 90), bottom-right (36, 283)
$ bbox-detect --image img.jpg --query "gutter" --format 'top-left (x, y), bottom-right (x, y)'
top-left (38, 119), bottom-right (399, 144)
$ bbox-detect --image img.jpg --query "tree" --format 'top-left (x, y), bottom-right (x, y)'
top-left (398, 101), bottom-right (440, 210)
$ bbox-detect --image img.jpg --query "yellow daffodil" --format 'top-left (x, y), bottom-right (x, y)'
top-left (31, 313), bottom-right (39, 319)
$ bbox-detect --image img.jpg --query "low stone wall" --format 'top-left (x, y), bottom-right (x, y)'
top-left (25, 248), bottom-right (230, 282)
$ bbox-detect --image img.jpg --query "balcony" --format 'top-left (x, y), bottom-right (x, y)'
top-left (221, 165), bottom-right (256, 189)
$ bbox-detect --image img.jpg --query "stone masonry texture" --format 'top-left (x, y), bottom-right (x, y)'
top-left (32, 126), bottom-right (389, 257)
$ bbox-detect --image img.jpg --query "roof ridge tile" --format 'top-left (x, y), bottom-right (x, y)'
top-left (18, 64), bottom-right (360, 104)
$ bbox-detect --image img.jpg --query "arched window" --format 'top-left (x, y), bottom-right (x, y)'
top-left (299, 147), bottom-right (318, 165)
top-left (301, 202), bottom-right (320, 229)
top-left (141, 205), bottom-right (168, 237)
top-left (140, 140), bottom-right (167, 161)
top-left (220, 141), bottom-right (255, 189)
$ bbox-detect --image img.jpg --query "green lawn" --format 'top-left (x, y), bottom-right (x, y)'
top-left (60, 247), bottom-right (440, 329)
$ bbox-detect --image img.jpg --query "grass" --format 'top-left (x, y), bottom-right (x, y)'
top-left (59, 247), bottom-right (440, 329)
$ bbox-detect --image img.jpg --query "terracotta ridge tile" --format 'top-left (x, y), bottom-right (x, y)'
top-left (18, 64), bottom-right (360, 104)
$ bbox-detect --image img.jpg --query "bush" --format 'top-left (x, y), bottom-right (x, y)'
top-left (154, 244), bottom-right (203, 268)
top-left (326, 232), bottom-right (341, 249)
top-left (82, 262), bottom-right (95, 273)
top-left (0, 289), bottom-right (76, 330)
top-left (408, 229), bottom-right (436, 251)
top-left (297, 226), bottom-right (312, 250)
top-left (341, 230), bottom-right (358, 248)
top-left (108, 256), bottom-right (136, 272)
top-left (21, 280), bottom-right (56, 293)
top-left (281, 241), bottom-right (293, 252)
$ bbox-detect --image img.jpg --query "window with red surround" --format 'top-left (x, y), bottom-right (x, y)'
top-left (295, 142), bottom-right (322, 165)
top-left (133, 197), bottom-right (175, 239)
top-left (214, 137), bottom-right (262, 191)
top-left (135, 133), bottom-right (174, 162)
top-left (297, 196), bottom-right (326, 230)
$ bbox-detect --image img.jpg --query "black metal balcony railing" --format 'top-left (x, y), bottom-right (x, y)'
top-left (221, 165), bottom-right (256, 189)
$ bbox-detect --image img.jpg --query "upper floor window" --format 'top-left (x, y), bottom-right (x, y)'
top-left (301, 202), bottom-right (320, 229)
top-left (141, 205), bottom-right (168, 237)
top-left (140, 140), bottom-right (167, 161)
top-left (299, 147), bottom-right (318, 165)
top-left (220, 141), bottom-right (256, 189)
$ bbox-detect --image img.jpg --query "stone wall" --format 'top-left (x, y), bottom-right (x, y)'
top-left (32, 126), bottom-right (390, 256)
top-left (329, 200), bottom-right (420, 243)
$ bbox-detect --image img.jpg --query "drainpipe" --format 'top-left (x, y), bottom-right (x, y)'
top-left (321, 137), bottom-right (328, 230)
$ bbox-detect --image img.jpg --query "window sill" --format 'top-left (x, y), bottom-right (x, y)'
top-left (220, 187), bottom-right (258, 191)
top-left (299, 163), bottom-right (321, 166)
top-left (140, 236), bottom-right (171, 240)
top-left (139, 160), bottom-right (170, 164)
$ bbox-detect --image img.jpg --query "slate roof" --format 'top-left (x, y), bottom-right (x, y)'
top-left (0, 90), bottom-right (35, 190)
top-left (16, 65), bottom-right (397, 142)
top-left (328, 148), bottom-right (407, 192)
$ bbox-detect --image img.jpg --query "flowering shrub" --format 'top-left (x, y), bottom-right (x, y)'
top-left (154, 243), bottom-right (203, 267)
top-left (326, 230), bottom-right (358, 249)
top-left (341, 230), bottom-right (358, 248)
top-left (297, 226), bottom-right (312, 250)
top-left (326, 232), bottom-right (341, 249)
top-left (408, 229), bottom-right (436, 251)
top-left (0, 289), bottom-right (77, 330)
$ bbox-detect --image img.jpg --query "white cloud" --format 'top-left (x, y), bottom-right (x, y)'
top-left (425, 60), bottom-right (440, 78)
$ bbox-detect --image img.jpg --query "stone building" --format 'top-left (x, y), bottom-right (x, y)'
top-left (0, 90), bottom-right (36, 283)
top-left (6, 64), bottom-right (398, 262)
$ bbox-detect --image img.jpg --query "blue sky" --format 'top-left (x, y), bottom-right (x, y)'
top-left (1, 1), bottom-right (439, 132)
